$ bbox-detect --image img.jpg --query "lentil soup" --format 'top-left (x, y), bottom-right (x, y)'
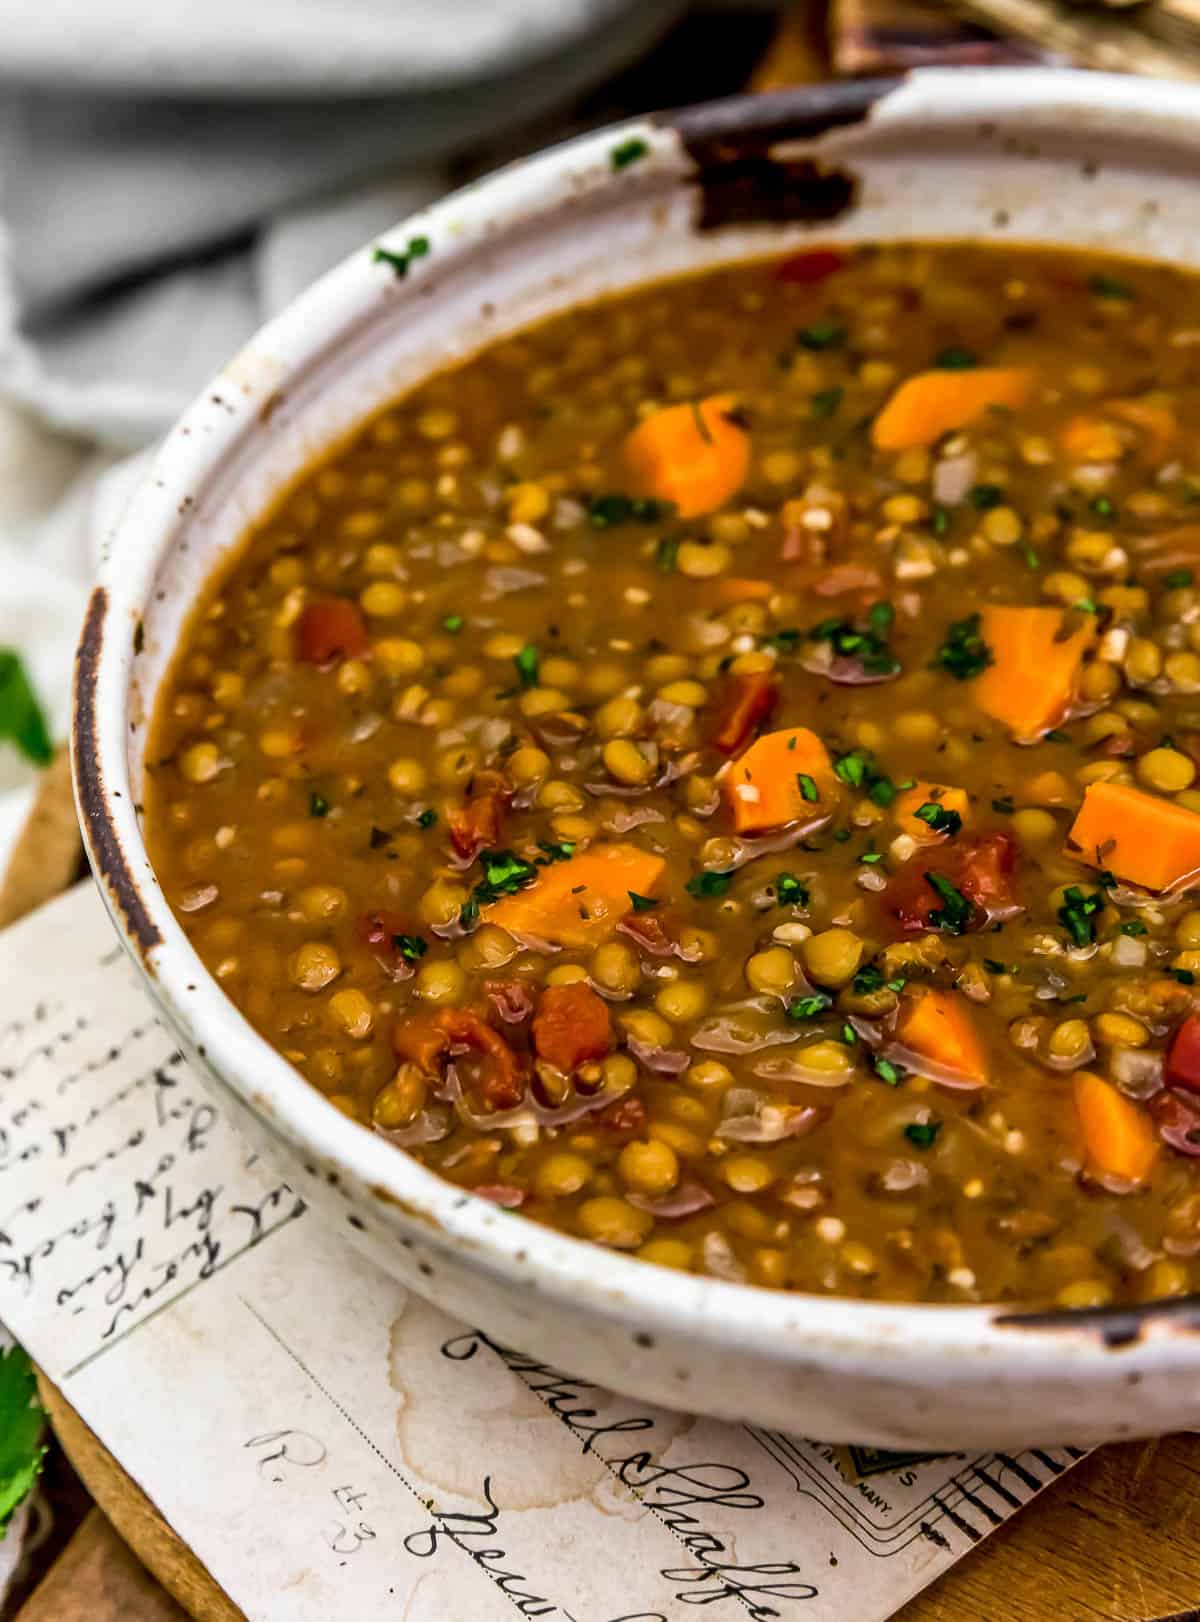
top-left (146, 242), bottom-right (1200, 1309)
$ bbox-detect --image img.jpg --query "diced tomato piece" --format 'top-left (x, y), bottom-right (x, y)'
top-left (775, 247), bottom-right (846, 285)
top-left (594, 1094), bottom-right (647, 1136)
top-left (532, 983), bottom-right (612, 1074)
top-left (1166, 1015), bottom-right (1200, 1094)
top-left (358, 909), bottom-right (422, 979)
top-left (709, 672), bottom-right (779, 756)
top-left (297, 597), bottom-right (369, 665)
top-left (889, 833), bottom-right (1021, 934)
top-left (1152, 1089), bottom-right (1200, 1157)
top-left (447, 770), bottom-right (511, 861)
top-left (437, 1008), bottom-right (524, 1112)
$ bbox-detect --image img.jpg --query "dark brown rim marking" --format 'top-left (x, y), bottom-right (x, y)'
top-left (73, 585), bottom-right (162, 959)
top-left (658, 78), bottom-right (904, 232)
top-left (995, 1295), bottom-right (1200, 1349)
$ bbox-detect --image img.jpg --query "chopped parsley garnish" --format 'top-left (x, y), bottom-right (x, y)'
top-left (655, 536), bottom-right (679, 573)
top-left (309, 791), bottom-right (329, 818)
top-left (931, 613), bottom-right (993, 682)
top-left (859, 848), bottom-right (883, 864)
top-left (925, 871), bottom-right (973, 934)
top-left (587, 493), bottom-right (671, 528)
top-left (874, 1057), bottom-right (905, 1087)
top-left (786, 992), bottom-right (832, 1021)
top-left (393, 933), bottom-right (427, 962)
top-left (763, 627), bottom-right (802, 655)
top-left (775, 872), bottom-right (809, 907)
top-left (811, 387), bottom-right (843, 419)
top-left (1019, 540), bottom-right (1040, 571)
top-left (1119, 920), bottom-right (1148, 937)
top-left (853, 965), bottom-right (905, 996)
top-left (1164, 568), bottom-right (1195, 590)
top-left (513, 643), bottom-right (540, 690)
top-left (968, 483), bottom-right (1004, 510)
top-left (1090, 494), bottom-right (1117, 520)
top-left (1171, 968), bottom-right (1197, 985)
top-left (809, 602), bottom-right (900, 676)
top-left (914, 801), bottom-right (963, 837)
top-left (0, 650), bottom-right (53, 766)
top-left (904, 1119), bottom-right (941, 1147)
top-left (834, 749), bottom-right (870, 788)
top-left (932, 505), bottom-right (950, 537)
top-left (686, 869), bottom-right (734, 899)
top-left (1044, 729), bottom-right (1071, 745)
top-left (796, 772), bottom-right (820, 803)
top-left (796, 320), bottom-right (846, 351)
top-left (611, 136), bottom-right (649, 170)
top-left (1058, 885), bottom-right (1103, 947)
top-left (934, 346), bottom-right (977, 371)
top-left (0, 1344), bottom-right (45, 1535)
top-left (372, 235), bottom-right (430, 277)
top-left (536, 841), bottom-right (576, 865)
top-left (1074, 598), bottom-right (1098, 615)
top-left (442, 613), bottom-right (464, 633)
top-left (628, 891), bottom-right (660, 912)
top-left (463, 849), bottom-right (539, 923)
top-left (1089, 272), bottom-right (1134, 300)
top-left (416, 808), bottom-right (438, 829)
top-left (991, 796), bottom-right (1014, 815)
top-left (841, 1023), bottom-right (858, 1046)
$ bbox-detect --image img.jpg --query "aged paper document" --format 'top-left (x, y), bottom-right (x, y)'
top-left (0, 885), bottom-right (1085, 1621)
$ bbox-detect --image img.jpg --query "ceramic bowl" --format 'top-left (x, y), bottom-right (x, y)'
top-left (74, 68), bottom-right (1200, 1448)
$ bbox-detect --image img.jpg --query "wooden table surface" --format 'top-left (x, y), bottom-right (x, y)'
top-left (6, 6), bottom-right (1200, 1620)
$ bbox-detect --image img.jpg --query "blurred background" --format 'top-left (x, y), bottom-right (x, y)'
top-left (3, 0), bottom-right (1200, 1614)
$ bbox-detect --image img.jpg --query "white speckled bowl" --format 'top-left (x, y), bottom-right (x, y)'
top-left (74, 69), bottom-right (1200, 1448)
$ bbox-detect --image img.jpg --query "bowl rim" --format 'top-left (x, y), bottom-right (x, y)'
top-left (73, 65), bottom-right (1200, 1370)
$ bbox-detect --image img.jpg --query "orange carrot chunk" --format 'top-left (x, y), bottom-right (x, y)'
top-left (894, 988), bottom-right (988, 1089)
top-left (623, 394), bottom-right (749, 519)
top-left (1067, 780), bottom-right (1200, 893)
top-left (892, 781), bottom-right (971, 845)
top-left (973, 605), bottom-right (1095, 742)
top-left (721, 726), bottom-right (838, 835)
top-left (871, 368), bottom-right (1035, 451)
top-left (1073, 1070), bottom-right (1158, 1183)
top-left (486, 844), bottom-right (665, 948)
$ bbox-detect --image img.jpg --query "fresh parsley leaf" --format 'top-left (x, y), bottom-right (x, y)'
top-left (393, 933), bottom-right (427, 961)
top-left (442, 613), bottom-right (464, 633)
top-left (841, 1022), bottom-right (858, 1046)
top-left (1165, 568), bottom-right (1195, 590)
top-left (1057, 885), bottom-right (1103, 947)
top-left (513, 644), bottom-right (540, 690)
top-left (309, 791), bottom-right (329, 818)
top-left (536, 841), bottom-right (576, 865)
top-left (932, 505), bottom-right (950, 537)
top-left (810, 606), bottom-right (900, 677)
top-left (686, 869), bottom-right (734, 899)
top-left (1119, 920), bottom-right (1148, 936)
top-left (0, 650), bottom-right (53, 766)
top-left (467, 849), bottom-right (539, 917)
top-left (628, 891), bottom-right (660, 912)
top-left (796, 321), bottom-right (846, 351)
top-left (852, 965), bottom-right (904, 996)
top-left (1019, 540), bottom-right (1040, 571)
top-left (775, 872), bottom-right (809, 907)
top-left (587, 493), bottom-right (671, 528)
top-left (1171, 968), bottom-right (1196, 985)
top-left (931, 613), bottom-right (993, 682)
top-left (611, 136), bottom-right (649, 170)
top-left (1090, 272), bottom-right (1133, 300)
top-left (925, 871), bottom-right (973, 934)
top-left (796, 772), bottom-right (819, 803)
top-left (1090, 494), bottom-right (1117, 520)
top-left (0, 1344), bottom-right (45, 1534)
top-left (1044, 729), bottom-right (1071, 744)
top-left (859, 849), bottom-right (883, 864)
top-left (762, 627), bottom-right (801, 655)
top-left (934, 346), bottom-right (977, 371)
top-left (834, 749), bottom-right (869, 789)
top-left (811, 387), bottom-right (843, 419)
top-left (372, 236), bottom-right (431, 277)
top-left (416, 808), bottom-right (438, 829)
top-left (874, 1057), bottom-right (905, 1087)
top-left (914, 801), bottom-right (963, 837)
top-left (968, 483), bottom-right (1004, 510)
top-left (904, 1119), bottom-right (941, 1147)
top-left (786, 992), bottom-right (832, 1021)
top-left (655, 536), bottom-right (679, 573)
